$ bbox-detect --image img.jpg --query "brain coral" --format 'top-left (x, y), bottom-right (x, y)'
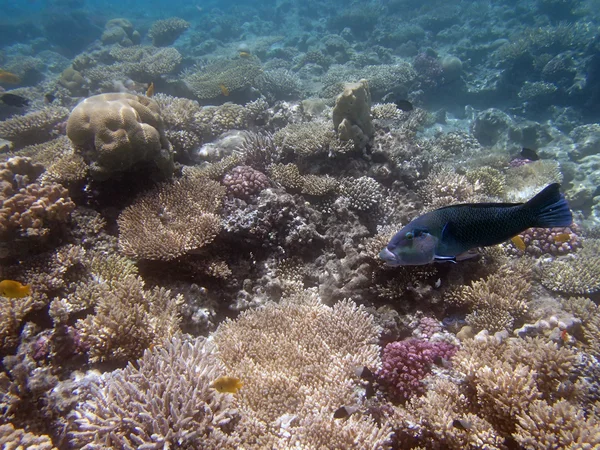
top-left (66, 93), bottom-right (174, 180)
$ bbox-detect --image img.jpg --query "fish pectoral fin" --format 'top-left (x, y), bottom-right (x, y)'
top-left (434, 254), bottom-right (457, 263)
top-left (440, 221), bottom-right (458, 242)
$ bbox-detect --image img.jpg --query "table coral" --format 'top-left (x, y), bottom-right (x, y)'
top-left (0, 107), bottom-right (69, 149)
top-left (184, 56), bottom-right (263, 100)
top-left (148, 17), bottom-right (189, 46)
top-left (541, 239), bottom-right (600, 295)
top-left (66, 93), bottom-right (174, 180)
top-left (117, 175), bottom-right (225, 260)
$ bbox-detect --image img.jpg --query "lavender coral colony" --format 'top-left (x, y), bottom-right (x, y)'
top-left (1, 0), bottom-right (600, 448)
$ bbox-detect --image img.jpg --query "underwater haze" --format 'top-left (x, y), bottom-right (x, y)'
top-left (1, 0), bottom-right (600, 448)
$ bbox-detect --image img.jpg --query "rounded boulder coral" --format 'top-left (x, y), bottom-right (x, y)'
top-left (66, 93), bottom-right (174, 180)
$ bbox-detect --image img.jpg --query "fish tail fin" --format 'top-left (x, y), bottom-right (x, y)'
top-left (526, 183), bottom-right (572, 228)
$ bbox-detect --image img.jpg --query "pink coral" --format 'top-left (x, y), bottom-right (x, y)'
top-left (377, 339), bottom-right (457, 403)
top-left (507, 224), bottom-right (582, 257)
top-left (222, 165), bottom-right (270, 200)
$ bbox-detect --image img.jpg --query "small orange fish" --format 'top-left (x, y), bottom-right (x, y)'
top-left (511, 235), bottom-right (526, 252)
top-left (0, 280), bottom-right (31, 298)
top-left (219, 83), bottom-right (230, 96)
top-left (146, 82), bottom-right (155, 97)
top-left (211, 376), bottom-right (243, 393)
top-left (560, 329), bottom-right (569, 342)
top-left (239, 51), bottom-right (251, 58)
top-left (0, 70), bottom-right (20, 84)
top-left (554, 233), bottom-right (570, 244)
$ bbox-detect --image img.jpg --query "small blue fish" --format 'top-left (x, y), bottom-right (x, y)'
top-left (380, 183), bottom-right (572, 266)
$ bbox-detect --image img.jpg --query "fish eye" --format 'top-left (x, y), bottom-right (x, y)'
top-left (405, 232), bottom-right (414, 240)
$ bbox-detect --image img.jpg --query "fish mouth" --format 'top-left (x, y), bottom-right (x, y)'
top-left (379, 247), bottom-right (400, 266)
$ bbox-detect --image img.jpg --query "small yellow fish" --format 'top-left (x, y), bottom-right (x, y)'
top-left (554, 232), bottom-right (570, 244)
top-left (511, 235), bottom-right (526, 251)
top-left (239, 51), bottom-right (251, 58)
top-left (211, 376), bottom-right (243, 394)
top-left (0, 280), bottom-right (31, 298)
top-left (0, 70), bottom-right (20, 84)
top-left (219, 83), bottom-right (230, 96)
top-left (146, 82), bottom-right (155, 97)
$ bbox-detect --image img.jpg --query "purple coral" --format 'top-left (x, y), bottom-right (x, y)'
top-left (413, 53), bottom-right (444, 89)
top-left (222, 165), bottom-right (270, 200)
top-left (507, 224), bottom-right (582, 257)
top-left (377, 339), bottom-right (457, 403)
top-left (417, 316), bottom-right (443, 338)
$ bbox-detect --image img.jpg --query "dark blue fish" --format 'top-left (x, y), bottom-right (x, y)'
top-left (380, 183), bottom-right (572, 266)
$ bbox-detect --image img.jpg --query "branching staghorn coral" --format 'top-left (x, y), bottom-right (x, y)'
top-left (561, 296), bottom-right (600, 359)
top-left (540, 239), bottom-right (600, 295)
top-left (273, 121), bottom-right (338, 157)
top-left (117, 175), bottom-right (225, 260)
top-left (72, 292), bottom-right (392, 448)
top-left (214, 289), bottom-right (392, 447)
top-left (505, 159), bottom-right (562, 202)
top-left (421, 167), bottom-right (485, 210)
top-left (70, 336), bottom-right (239, 448)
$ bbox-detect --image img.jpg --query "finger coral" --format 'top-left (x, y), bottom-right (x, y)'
top-left (66, 93), bottom-right (174, 180)
top-left (117, 175), bottom-right (225, 260)
top-left (222, 165), bottom-right (270, 200)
